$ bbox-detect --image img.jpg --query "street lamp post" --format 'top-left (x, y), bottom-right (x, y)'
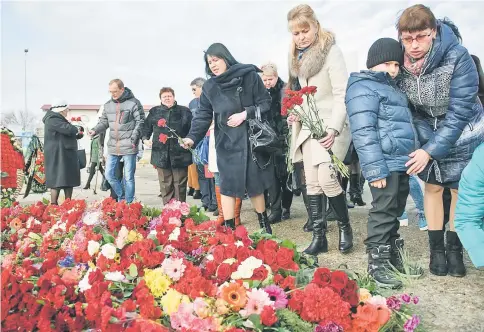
top-left (24, 49), bottom-right (28, 115)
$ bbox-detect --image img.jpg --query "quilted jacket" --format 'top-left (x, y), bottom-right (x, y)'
top-left (346, 71), bottom-right (418, 183)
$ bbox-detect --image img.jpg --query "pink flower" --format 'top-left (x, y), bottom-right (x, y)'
top-left (401, 294), bottom-right (411, 304)
top-left (240, 289), bottom-right (274, 318)
top-left (170, 303), bottom-right (195, 330)
top-left (168, 217), bottom-right (182, 227)
top-left (161, 257), bottom-right (186, 281)
top-left (264, 285), bottom-right (288, 309)
top-left (180, 202), bottom-right (190, 216)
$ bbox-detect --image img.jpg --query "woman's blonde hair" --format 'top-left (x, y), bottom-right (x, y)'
top-left (260, 62), bottom-right (278, 77)
top-left (287, 4), bottom-right (333, 58)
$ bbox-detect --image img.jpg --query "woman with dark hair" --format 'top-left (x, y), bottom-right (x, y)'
top-left (181, 43), bottom-right (274, 233)
top-left (42, 100), bottom-right (83, 204)
top-left (397, 4), bottom-right (484, 277)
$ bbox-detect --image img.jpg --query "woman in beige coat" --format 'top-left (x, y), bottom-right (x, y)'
top-left (287, 4), bottom-right (352, 256)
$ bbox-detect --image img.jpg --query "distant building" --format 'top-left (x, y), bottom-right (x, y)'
top-left (39, 104), bottom-right (153, 150)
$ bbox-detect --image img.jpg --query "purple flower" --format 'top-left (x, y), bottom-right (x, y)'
top-left (412, 296), bottom-right (420, 305)
top-left (264, 285), bottom-right (288, 309)
top-left (403, 315), bottom-right (421, 332)
top-left (191, 247), bottom-right (203, 256)
top-left (386, 296), bottom-right (402, 310)
top-left (401, 294), bottom-right (411, 303)
top-left (314, 322), bottom-right (344, 332)
top-left (149, 216), bottom-right (163, 230)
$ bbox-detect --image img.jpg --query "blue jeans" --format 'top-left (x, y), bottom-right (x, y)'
top-left (106, 154), bottom-right (137, 203)
top-left (399, 175), bottom-right (427, 228)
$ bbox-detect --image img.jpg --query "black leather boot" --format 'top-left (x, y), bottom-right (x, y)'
top-left (223, 218), bottom-right (236, 230)
top-left (428, 230), bottom-right (448, 276)
top-left (446, 231), bottom-right (466, 277)
top-left (301, 185), bottom-right (313, 232)
top-left (390, 237), bottom-right (405, 273)
top-left (303, 195), bottom-right (328, 255)
top-left (268, 210), bottom-right (282, 224)
top-left (257, 211), bottom-right (272, 234)
top-left (281, 208), bottom-right (290, 220)
top-left (349, 174), bottom-right (366, 206)
top-left (368, 245), bottom-right (403, 289)
top-left (188, 187), bottom-right (195, 196)
top-left (328, 193), bottom-right (353, 253)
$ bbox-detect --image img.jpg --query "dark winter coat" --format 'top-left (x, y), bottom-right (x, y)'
top-left (268, 78), bottom-right (289, 178)
top-left (42, 111), bottom-right (81, 188)
top-left (143, 103), bottom-right (193, 169)
top-left (399, 20), bottom-right (484, 183)
top-left (92, 87), bottom-right (144, 156)
top-left (346, 71), bottom-right (419, 183)
top-left (186, 64), bottom-right (274, 198)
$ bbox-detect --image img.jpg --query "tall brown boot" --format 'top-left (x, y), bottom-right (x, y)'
top-left (215, 185), bottom-right (224, 225)
top-left (235, 198), bottom-right (242, 226)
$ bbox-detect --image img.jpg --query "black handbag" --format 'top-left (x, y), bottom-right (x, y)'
top-left (247, 107), bottom-right (280, 155)
top-left (77, 149), bottom-right (87, 169)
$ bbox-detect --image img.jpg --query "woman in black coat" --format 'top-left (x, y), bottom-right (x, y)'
top-left (42, 101), bottom-right (82, 204)
top-left (182, 43), bottom-right (274, 233)
top-left (143, 87), bottom-right (193, 204)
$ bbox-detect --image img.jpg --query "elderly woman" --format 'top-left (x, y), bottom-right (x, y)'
top-left (260, 62), bottom-right (293, 224)
top-left (286, 4), bottom-right (352, 255)
top-left (143, 87), bottom-right (192, 204)
top-left (42, 100), bottom-right (83, 204)
top-left (397, 4), bottom-right (484, 277)
top-left (181, 43), bottom-right (273, 233)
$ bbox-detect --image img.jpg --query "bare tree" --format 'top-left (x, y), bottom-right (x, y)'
top-left (1, 109), bottom-right (39, 131)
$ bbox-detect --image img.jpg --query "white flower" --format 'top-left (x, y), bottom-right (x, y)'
top-left (149, 230), bottom-right (157, 236)
top-left (101, 243), bottom-right (117, 259)
top-left (105, 271), bottom-right (127, 282)
top-left (79, 269), bottom-right (93, 292)
top-left (231, 256), bottom-right (263, 280)
top-left (369, 295), bottom-right (388, 307)
top-left (87, 240), bottom-right (100, 256)
top-left (235, 241), bottom-right (244, 247)
top-left (222, 258), bottom-right (237, 265)
top-left (168, 227), bottom-right (180, 241)
top-left (115, 226), bottom-right (129, 249)
top-left (83, 211), bottom-right (102, 226)
top-left (206, 254), bottom-right (214, 261)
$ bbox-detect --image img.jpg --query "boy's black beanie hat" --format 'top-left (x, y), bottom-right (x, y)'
top-left (367, 38), bottom-right (404, 69)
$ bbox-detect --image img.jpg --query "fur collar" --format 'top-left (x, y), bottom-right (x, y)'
top-left (289, 32), bottom-right (335, 81)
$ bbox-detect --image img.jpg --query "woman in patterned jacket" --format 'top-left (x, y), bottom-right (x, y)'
top-left (397, 4), bottom-right (484, 278)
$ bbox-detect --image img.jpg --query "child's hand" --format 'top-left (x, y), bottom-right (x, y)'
top-left (406, 149), bottom-right (431, 175)
top-left (370, 178), bottom-right (387, 189)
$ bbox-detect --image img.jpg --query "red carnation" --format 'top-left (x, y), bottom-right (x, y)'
top-left (260, 306), bottom-right (278, 326)
top-left (77, 117), bottom-right (82, 121)
top-left (216, 263), bottom-right (232, 283)
top-left (158, 133), bottom-right (168, 144)
top-left (275, 247), bottom-right (296, 270)
top-left (157, 118), bottom-right (167, 127)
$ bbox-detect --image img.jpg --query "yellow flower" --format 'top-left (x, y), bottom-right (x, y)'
top-left (114, 253), bottom-right (121, 263)
top-left (160, 288), bottom-right (190, 315)
top-left (127, 230), bottom-right (143, 243)
top-left (359, 288), bottom-right (372, 303)
top-left (144, 268), bottom-right (171, 297)
top-left (215, 298), bottom-right (230, 315)
top-left (87, 261), bottom-right (96, 270)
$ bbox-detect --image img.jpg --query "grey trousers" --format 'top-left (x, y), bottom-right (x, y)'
top-left (157, 167), bottom-right (189, 205)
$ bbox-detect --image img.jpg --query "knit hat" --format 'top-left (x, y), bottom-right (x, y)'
top-left (366, 38), bottom-right (403, 69)
top-left (50, 99), bottom-right (69, 113)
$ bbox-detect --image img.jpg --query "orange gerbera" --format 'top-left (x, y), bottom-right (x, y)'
top-left (9, 218), bottom-right (22, 230)
top-left (221, 282), bottom-right (247, 311)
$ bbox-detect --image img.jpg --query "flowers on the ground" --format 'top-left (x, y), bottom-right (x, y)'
top-left (0, 198), bottom-right (422, 331)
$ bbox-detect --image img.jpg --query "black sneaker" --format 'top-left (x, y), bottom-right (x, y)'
top-left (188, 188), bottom-right (195, 196)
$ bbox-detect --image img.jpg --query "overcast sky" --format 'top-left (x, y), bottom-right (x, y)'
top-left (2, 0), bottom-right (483, 120)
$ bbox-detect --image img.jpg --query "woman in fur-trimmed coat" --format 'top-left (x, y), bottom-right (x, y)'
top-left (286, 4), bottom-right (352, 256)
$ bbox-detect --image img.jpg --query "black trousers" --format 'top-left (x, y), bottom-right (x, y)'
top-left (197, 165), bottom-right (217, 209)
top-left (365, 172), bottom-right (410, 248)
top-left (267, 155), bottom-right (293, 213)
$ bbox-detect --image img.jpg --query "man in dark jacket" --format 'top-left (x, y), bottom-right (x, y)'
top-left (89, 79), bottom-right (144, 203)
top-left (260, 63), bottom-right (293, 224)
top-left (143, 87), bottom-right (192, 204)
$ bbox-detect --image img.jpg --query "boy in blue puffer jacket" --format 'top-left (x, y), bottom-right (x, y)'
top-left (345, 38), bottom-right (419, 289)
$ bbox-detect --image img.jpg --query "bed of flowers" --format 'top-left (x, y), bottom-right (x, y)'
top-left (1, 198), bottom-right (422, 332)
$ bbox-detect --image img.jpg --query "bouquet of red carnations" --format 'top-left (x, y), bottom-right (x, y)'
top-left (282, 86), bottom-right (349, 178)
